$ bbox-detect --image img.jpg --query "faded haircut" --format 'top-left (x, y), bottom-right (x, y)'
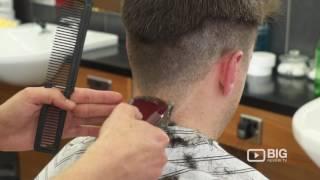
top-left (121, 0), bottom-right (279, 95)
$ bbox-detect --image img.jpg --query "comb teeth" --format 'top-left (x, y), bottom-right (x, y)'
top-left (39, 106), bottom-right (61, 147)
top-left (34, 0), bottom-right (92, 154)
top-left (47, 0), bottom-right (86, 93)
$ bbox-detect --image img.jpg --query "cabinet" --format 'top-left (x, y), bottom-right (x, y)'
top-left (0, 83), bottom-right (23, 105)
top-left (76, 67), bottom-right (132, 101)
top-left (94, 0), bottom-right (121, 12)
top-left (218, 105), bottom-right (320, 180)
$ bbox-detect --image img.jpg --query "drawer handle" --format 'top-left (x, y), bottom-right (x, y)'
top-left (87, 75), bottom-right (112, 90)
top-left (237, 114), bottom-right (263, 144)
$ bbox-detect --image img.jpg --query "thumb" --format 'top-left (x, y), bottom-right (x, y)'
top-left (99, 103), bottom-right (143, 137)
top-left (113, 103), bottom-right (143, 120)
top-left (25, 87), bottom-right (76, 111)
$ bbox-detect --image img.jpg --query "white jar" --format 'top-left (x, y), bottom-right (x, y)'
top-left (277, 50), bottom-right (309, 78)
top-left (248, 52), bottom-right (277, 77)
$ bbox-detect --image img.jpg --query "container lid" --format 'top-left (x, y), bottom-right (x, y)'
top-left (279, 50), bottom-right (309, 63)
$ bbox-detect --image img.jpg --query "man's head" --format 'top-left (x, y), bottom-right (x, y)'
top-left (121, 0), bottom-right (279, 136)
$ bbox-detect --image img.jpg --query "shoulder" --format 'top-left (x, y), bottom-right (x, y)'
top-left (55, 137), bottom-right (96, 167)
top-left (35, 137), bottom-right (96, 180)
top-left (163, 132), bottom-right (268, 180)
top-left (62, 137), bottom-right (96, 153)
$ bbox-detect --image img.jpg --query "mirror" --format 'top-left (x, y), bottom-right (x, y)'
top-left (94, 0), bottom-right (121, 12)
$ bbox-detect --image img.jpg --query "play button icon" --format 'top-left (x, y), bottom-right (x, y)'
top-left (247, 149), bottom-right (266, 162)
top-left (254, 152), bottom-right (260, 159)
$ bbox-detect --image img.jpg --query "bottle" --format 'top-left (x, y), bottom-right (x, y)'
top-left (315, 40), bottom-right (320, 97)
top-left (255, 23), bottom-right (270, 51)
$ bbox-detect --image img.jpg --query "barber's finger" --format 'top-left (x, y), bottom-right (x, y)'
top-left (72, 104), bottom-right (116, 118)
top-left (63, 125), bottom-right (100, 138)
top-left (113, 103), bottom-right (143, 120)
top-left (76, 117), bottom-right (106, 127)
top-left (71, 88), bottom-right (123, 104)
top-left (23, 87), bottom-right (76, 110)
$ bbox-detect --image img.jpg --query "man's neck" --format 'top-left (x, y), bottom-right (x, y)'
top-left (133, 78), bottom-right (230, 140)
top-left (169, 85), bottom-right (227, 139)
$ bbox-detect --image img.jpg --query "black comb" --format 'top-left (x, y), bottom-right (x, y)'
top-left (34, 0), bottom-right (93, 154)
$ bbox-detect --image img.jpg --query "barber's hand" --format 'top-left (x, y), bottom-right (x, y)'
top-left (0, 87), bottom-right (122, 151)
top-left (58, 103), bottom-right (169, 180)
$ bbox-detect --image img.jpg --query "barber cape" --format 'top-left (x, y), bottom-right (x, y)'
top-left (35, 126), bottom-right (268, 180)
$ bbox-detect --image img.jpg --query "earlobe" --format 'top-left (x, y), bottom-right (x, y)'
top-left (218, 51), bottom-right (244, 96)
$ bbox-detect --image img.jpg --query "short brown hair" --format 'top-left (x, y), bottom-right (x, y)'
top-left (122, 0), bottom-right (279, 96)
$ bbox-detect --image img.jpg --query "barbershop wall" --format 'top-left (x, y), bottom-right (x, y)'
top-left (14, 0), bottom-right (320, 57)
top-left (287, 0), bottom-right (320, 56)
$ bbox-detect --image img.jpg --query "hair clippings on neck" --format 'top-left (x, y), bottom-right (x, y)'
top-left (129, 96), bottom-right (174, 128)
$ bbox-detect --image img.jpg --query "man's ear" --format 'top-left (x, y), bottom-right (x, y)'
top-left (218, 51), bottom-right (244, 96)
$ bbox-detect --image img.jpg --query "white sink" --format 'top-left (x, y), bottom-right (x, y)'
top-left (293, 98), bottom-right (320, 168)
top-left (0, 23), bottom-right (118, 86)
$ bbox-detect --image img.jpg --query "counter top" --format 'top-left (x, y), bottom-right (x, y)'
top-left (241, 75), bottom-right (315, 116)
top-left (81, 43), bottom-right (317, 117)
